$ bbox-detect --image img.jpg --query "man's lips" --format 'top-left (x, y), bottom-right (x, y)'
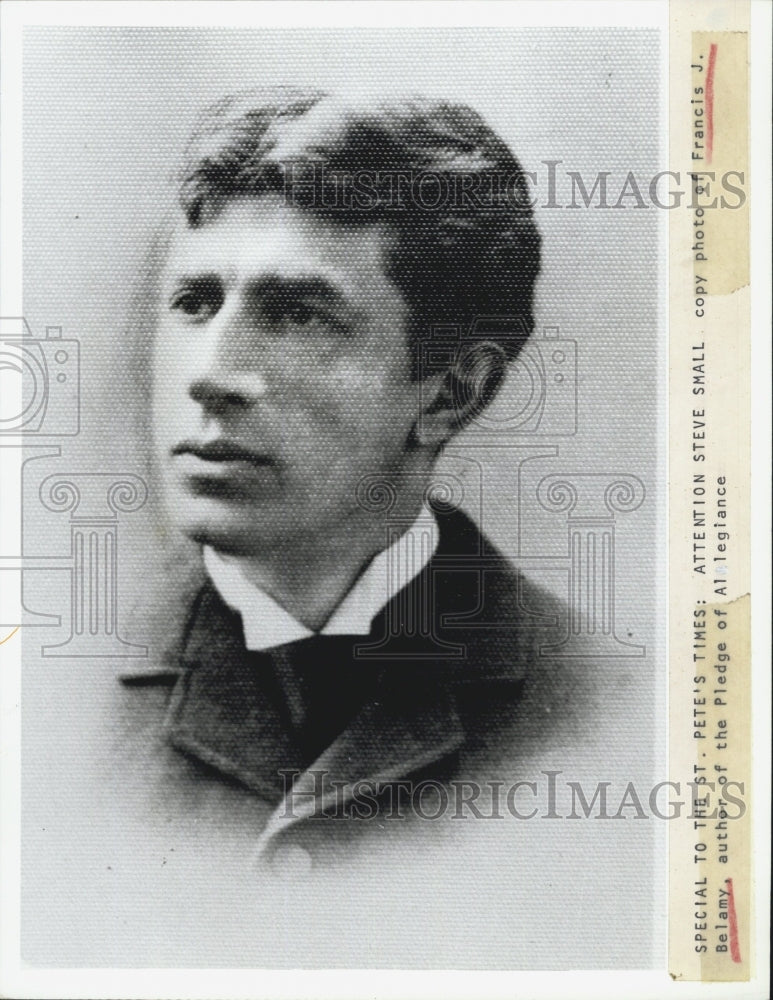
top-left (171, 440), bottom-right (276, 467)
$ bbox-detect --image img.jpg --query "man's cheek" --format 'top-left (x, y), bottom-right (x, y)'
top-left (283, 388), bottom-right (369, 439)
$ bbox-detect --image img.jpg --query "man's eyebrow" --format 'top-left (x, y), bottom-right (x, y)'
top-left (163, 271), bottom-right (352, 307)
top-left (165, 271), bottom-right (223, 288)
top-left (249, 275), bottom-right (349, 306)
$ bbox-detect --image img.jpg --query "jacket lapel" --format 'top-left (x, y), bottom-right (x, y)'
top-left (163, 584), bottom-right (307, 801)
top-left (256, 677), bottom-right (466, 849)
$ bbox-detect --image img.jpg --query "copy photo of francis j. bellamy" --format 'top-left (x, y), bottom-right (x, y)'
top-left (111, 87), bottom-right (602, 866)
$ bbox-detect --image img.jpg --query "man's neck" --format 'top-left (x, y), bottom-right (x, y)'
top-left (214, 494), bottom-right (426, 632)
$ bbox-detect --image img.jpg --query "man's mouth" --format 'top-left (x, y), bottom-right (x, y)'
top-left (171, 440), bottom-right (275, 467)
top-left (169, 441), bottom-right (279, 499)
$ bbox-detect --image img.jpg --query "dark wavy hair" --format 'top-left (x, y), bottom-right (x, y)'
top-left (176, 87), bottom-right (541, 380)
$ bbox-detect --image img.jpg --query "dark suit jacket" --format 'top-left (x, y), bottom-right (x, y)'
top-left (23, 506), bottom-right (657, 968)
top-left (114, 506), bottom-right (599, 868)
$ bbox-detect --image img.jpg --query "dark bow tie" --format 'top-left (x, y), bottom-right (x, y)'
top-left (262, 634), bottom-right (382, 753)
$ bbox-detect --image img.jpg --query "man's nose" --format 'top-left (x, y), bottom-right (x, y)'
top-left (187, 309), bottom-right (269, 415)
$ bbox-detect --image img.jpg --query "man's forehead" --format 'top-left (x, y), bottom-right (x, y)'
top-left (164, 195), bottom-right (396, 289)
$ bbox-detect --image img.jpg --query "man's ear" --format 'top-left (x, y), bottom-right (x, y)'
top-left (414, 340), bottom-right (508, 448)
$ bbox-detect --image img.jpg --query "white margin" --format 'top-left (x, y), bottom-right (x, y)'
top-left (0, 1), bottom-right (769, 998)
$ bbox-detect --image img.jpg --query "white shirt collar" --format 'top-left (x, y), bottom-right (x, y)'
top-left (203, 507), bottom-right (439, 652)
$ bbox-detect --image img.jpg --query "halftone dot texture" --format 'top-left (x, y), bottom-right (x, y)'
top-left (21, 26), bottom-right (661, 969)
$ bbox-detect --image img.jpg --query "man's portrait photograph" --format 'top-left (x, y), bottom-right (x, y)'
top-left (12, 11), bottom-right (664, 973)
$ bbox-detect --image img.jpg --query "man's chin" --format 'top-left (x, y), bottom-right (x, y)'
top-left (185, 528), bottom-right (258, 557)
top-left (163, 488), bottom-right (271, 553)
top-left (166, 489), bottom-right (339, 554)
top-left (171, 510), bottom-right (277, 558)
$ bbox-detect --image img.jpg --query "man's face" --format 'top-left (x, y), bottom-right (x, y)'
top-left (153, 193), bottom-right (421, 555)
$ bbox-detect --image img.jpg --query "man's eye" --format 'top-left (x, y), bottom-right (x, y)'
top-left (273, 300), bottom-right (348, 336)
top-left (170, 285), bottom-right (222, 320)
top-left (284, 303), bottom-right (317, 326)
